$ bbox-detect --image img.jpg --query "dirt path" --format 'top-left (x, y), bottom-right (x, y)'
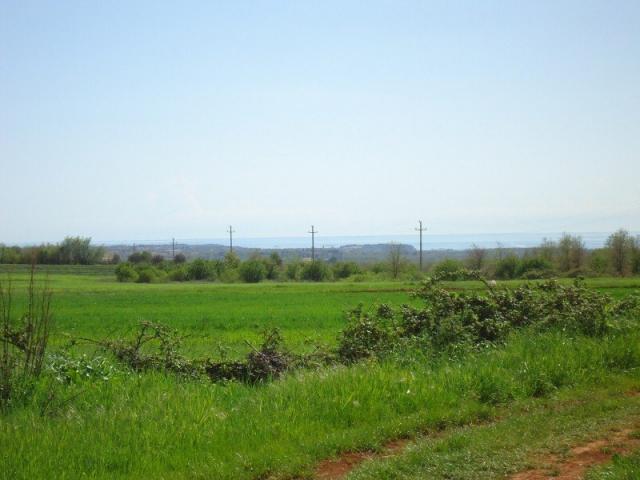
top-left (315, 439), bottom-right (409, 479)
top-left (313, 408), bottom-right (640, 480)
top-left (510, 426), bottom-right (640, 480)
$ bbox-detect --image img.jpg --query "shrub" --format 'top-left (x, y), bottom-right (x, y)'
top-left (187, 259), bottom-right (212, 281)
top-left (264, 252), bottom-right (282, 280)
top-left (151, 254), bottom-right (165, 265)
top-left (136, 266), bottom-right (164, 283)
top-left (115, 263), bottom-right (138, 282)
top-left (332, 261), bottom-right (362, 280)
top-left (286, 261), bottom-right (303, 281)
top-left (431, 259), bottom-right (465, 279)
top-left (168, 267), bottom-right (188, 281)
top-left (337, 305), bottom-right (394, 363)
top-left (128, 251), bottom-right (152, 264)
top-left (335, 271), bottom-right (632, 364)
top-left (239, 259), bottom-right (267, 283)
top-left (516, 257), bottom-right (553, 278)
top-left (495, 255), bottom-right (519, 279)
top-left (1, 267), bottom-right (53, 410)
top-left (173, 253), bottom-right (187, 264)
top-left (224, 252), bottom-right (241, 270)
top-left (301, 261), bottom-right (331, 282)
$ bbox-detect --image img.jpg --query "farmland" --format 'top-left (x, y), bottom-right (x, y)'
top-left (2, 266), bottom-right (640, 479)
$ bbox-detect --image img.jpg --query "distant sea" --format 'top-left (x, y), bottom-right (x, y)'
top-left (101, 232), bottom-right (630, 251)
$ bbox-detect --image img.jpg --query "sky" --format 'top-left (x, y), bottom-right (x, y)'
top-left (1, 1), bottom-right (639, 244)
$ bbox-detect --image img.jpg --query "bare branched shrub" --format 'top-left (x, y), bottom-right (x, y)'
top-left (1, 264), bottom-right (53, 409)
top-left (80, 321), bottom-right (198, 376)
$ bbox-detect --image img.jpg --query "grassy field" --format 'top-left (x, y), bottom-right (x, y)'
top-left (2, 266), bottom-right (640, 479)
top-left (1, 264), bottom-right (639, 356)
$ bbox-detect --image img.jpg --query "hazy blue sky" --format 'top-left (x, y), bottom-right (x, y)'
top-left (1, 1), bottom-right (639, 244)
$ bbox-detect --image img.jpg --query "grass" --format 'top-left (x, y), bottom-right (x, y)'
top-left (0, 265), bottom-right (418, 356)
top-left (0, 264), bottom-right (638, 356)
top-left (348, 383), bottom-right (640, 480)
top-left (586, 450), bottom-right (640, 479)
top-left (2, 330), bottom-right (640, 479)
top-left (2, 265), bottom-right (640, 479)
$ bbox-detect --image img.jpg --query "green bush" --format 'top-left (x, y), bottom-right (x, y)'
top-left (495, 255), bottom-right (519, 279)
top-left (516, 257), bottom-right (553, 278)
top-left (168, 267), bottom-right (188, 281)
top-left (115, 263), bottom-right (138, 282)
top-left (286, 261), bottom-right (303, 281)
top-left (264, 252), bottom-right (283, 280)
top-left (431, 259), bottom-right (465, 279)
top-left (187, 259), bottom-right (212, 281)
top-left (301, 261), bottom-right (331, 282)
top-left (128, 251), bottom-right (152, 264)
top-left (136, 266), bottom-right (164, 283)
top-left (239, 259), bottom-right (267, 283)
top-left (332, 261), bottom-right (362, 280)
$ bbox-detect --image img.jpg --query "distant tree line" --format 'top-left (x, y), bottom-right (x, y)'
top-left (111, 229), bottom-right (639, 284)
top-left (0, 237), bottom-right (106, 265)
top-left (2, 230), bottom-right (639, 282)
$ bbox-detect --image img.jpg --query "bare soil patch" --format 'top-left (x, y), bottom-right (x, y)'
top-left (510, 426), bottom-right (640, 480)
top-left (315, 439), bottom-right (409, 479)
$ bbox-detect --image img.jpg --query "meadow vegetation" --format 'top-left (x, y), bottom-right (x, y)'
top-left (1, 264), bottom-right (640, 478)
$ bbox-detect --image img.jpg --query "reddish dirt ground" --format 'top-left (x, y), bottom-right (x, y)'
top-left (510, 427), bottom-right (640, 480)
top-left (315, 439), bottom-right (409, 480)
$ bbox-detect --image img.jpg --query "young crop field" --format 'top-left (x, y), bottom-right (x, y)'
top-left (2, 266), bottom-right (640, 479)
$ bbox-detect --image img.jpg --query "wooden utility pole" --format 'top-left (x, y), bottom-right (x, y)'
top-left (308, 225), bottom-right (318, 261)
top-left (415, 220), bottom-right (426, 270)
top-left (227, 226), bottom-right (235, 253)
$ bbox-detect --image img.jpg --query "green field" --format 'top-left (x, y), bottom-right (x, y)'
top-left (2, 265), bottom-right (639, 356)
top-left (2, 266), bottom-right (640, 479)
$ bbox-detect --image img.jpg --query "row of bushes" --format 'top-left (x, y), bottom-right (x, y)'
top-left (116, 252), bottom-right (363, 283)
top-left (96, 270), bottom-right (640, 384)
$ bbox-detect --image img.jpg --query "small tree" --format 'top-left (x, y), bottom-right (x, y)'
top-left (388, 243), bottom-right (403, 279)
top-left (557, 234), bottom-right (586, 272)
top-left (466, 244), bottom-right (487, 270)
top-left (606, 229), bottom-right (635, 276)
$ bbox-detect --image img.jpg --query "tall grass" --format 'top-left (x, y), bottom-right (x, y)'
top-left (2, 329), bottom-right (640, 479)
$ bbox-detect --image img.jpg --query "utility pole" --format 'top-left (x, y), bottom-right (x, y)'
top-left (227, 225), bottom-right (235, 253)
top-left (308, 225), bottom-right (318, 261)
top-left (172, 238), bottom-right (175, 259)
top-left (415, 220), bottom-right (426, 270)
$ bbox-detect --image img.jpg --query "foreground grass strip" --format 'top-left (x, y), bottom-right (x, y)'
top-left (3, 331), bottom-right (640, 479)
top-left (347, 386), bottom-right (640, 480)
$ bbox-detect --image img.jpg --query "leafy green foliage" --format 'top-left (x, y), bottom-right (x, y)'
top-left (115, 263), bottom-right (138, 282)
top-left (239, 258), bottom-right (267, 283)
top-left (301, 260), bottom-right (331, 281)
top-left (187, 259), bottom-right (212, 280)
top-left (336, 269), bottom-right (640, 362)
